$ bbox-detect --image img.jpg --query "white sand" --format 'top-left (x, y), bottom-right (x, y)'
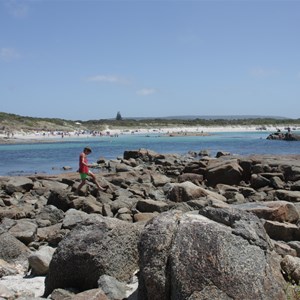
top-left (1, 124), bottom-right (291, 143)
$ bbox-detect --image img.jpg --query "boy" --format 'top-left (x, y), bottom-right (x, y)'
top-left (77, 146), bottom-right (107, 193)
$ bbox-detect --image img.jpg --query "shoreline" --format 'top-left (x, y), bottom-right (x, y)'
top-left (0, 125), bottom-right (290, 145)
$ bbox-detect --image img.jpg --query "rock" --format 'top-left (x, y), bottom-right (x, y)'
top-left (267, 132), bottom-right (300, 141)
top-left (62, 166), bottom-right (72, 170)
top-left (47, 189), bottom-right (73, 212)
top-left (133, 212), bottom-right (158, 223)
top-left (0, 203), bottom-right (36, 220)
top-left (138, 209), bottom-right (286, 300)
top-left (223, 191), bottom-right (245, 204)
top-left (35, 205), bottom-right (64, 227)
top-left (198, 149), bottom-right (210, 157)
top-left (182, 161), bottom-right (207, 175)
top-left (71, 195), bottom-right (102, 214)
top-left (205, 159), bottom-right (243, 186)
top-left (136, 199), bottom-right (169, 213)
top-left (0, 282), bottom-right (15, 299)
top-left (40, 179), bottom-right (69, 190)
top-left (167, 182), bottom-right (226, 203)
top-left (48, 288), bottom-right (76, 299)
top-left (70, 288), bottom-right (109, 300)
top-left (264, 220), bottom-right (300, 242)
top-left (36, 223), bottom-right (63, 246)
top-left (97, 274), bottom-right (128, 300)
top-left (123, 149), bottom-right (164, 161)
top-left (8, 219), bottom-right (38, 245)
top-left (281, 255), bottom-right (300, 283)
top-left (0, 259), bottom-right (19, 278)
top-left (102, 203), bottom-right (114, 217)
top-left (44, 215), bottom-right (142, 296)
top-left (288, 241), bottom-right (300, 257)
top-left (177, 173), bottom-right (204, 186)
top-left (110, 197), bottom-right (138, 215)
top-left (250, 174), bottom-right (271, 189)
top-left (270, 176), bottom-right (286, 189)
top-left (0, 232), bottom-right (32, 271)
top-left (4, 152), bottom-right (300, 299)
top-left (151, 173), bottom-right (171, 187)
top-left (62, 208), bottom-right (90, 230)
top-left (28, 245), bottom-right (56, 275)
top-left (4, 176), bottom-right (34, 195)
top-left (281, 165), bottom-right (300, 182)
top-left (0, 274), bottom-right (45, 298)
top-left (275, 190), bottom-right (300, 202)
top-left (234, 201), bottom-right (300, 223)
top-left (215, 151), bottom-right (230, 158)
top-left (291, 180), bottom-right (300, 191)
top-left (272, 240), bottom-right (297, 257)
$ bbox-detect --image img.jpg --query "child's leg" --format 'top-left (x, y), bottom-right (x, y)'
top-left (77, 173), bottom-right (88, 192)
top-left (77, 179), bottom-right (86, 192)
top-left (89, 172), bottom-right (106, 191)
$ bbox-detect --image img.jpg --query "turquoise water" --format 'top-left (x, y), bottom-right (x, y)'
top-left (0, 131), bottom-right (299, 176)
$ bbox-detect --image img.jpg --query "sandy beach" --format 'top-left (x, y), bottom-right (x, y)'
top-left (0, 125), bottom-right (290, 145)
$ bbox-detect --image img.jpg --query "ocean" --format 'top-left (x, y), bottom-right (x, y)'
top-left (0, 131), bottom-right (299, 176)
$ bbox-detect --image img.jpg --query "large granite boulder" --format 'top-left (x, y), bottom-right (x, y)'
top-left (167, 181), bottom-right (226, 203)
top-left (205, 159), bottom-right (244, 187)
top-left (138, 208), bottom-right (286, 300)
top-left (4, 176), bottom-right (34, 195)
top-left (44, 215), bottom-right (143, 296)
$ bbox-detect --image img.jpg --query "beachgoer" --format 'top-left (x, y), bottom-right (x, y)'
top-left (77, 146), bottom-right (107, 193)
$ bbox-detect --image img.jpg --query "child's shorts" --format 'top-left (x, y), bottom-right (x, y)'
top-left (80, 173), bottom-right (88, 180)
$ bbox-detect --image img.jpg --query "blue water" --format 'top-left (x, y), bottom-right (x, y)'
top-left (0, 131), bottom-right (299, 176)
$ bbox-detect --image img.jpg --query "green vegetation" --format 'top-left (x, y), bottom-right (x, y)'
top-left (1, 111), bottom-right (300, 133)
top-left (0, 112), bottom-right (80, 132)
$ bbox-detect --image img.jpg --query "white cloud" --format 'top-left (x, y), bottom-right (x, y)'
top-left (4, 0), bottom-right (29, 18)
top-left (0, 47), bottom-right (20, 62)
top-left (250, 67), bottom-right (280, 78)
top-left (136, 88), bottom-right (157, 96)
top-left (86, 75), bottom-right (130, 84)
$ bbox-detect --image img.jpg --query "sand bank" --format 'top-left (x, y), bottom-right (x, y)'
top-left (0, 125), bottom-right (290, 145)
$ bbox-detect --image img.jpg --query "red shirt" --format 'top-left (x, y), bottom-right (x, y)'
top-left (79, 152), bottom-right (89, 174)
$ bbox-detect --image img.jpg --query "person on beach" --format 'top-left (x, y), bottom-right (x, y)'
top-left (77, 146), bottom-right (107, 193)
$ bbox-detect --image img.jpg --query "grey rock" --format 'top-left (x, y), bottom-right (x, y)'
top-left (275, 189), bottom-right (300, 202)
top-left (167, 182), bottom-right (226, 203)
top-left (98, 274), bottom-right (128, 300)
top-left (35, 205), bottom-right (64, 227)
top-left (138, 209), bottom-right (286, 300)
top-left (28, 245), bottom-right (56, 275)
top-left (4, 176), bottom-right (34, 195)
top-left (205, 159), bottom-right (243, 186)
top-left (44, 216), bottom-right (142, 296)
top-left (8, 219), bottom-right (38, 245)
top-left (136, 199), bottom-right (169, 213)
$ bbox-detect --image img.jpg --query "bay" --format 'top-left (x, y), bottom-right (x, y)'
top-left (0, 131), bottom-right (299, 176)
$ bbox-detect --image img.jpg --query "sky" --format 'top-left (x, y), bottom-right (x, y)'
top-left (0, 0), bottom-right (300, 121)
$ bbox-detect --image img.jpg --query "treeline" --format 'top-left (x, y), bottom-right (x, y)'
top-left (84, 117), bottom-right (300, 129)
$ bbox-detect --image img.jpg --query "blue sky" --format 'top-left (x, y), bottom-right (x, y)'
top-left (1, 0), bottom-right (299, 120)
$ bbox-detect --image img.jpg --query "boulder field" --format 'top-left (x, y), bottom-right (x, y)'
top-left (1, 148), bottom-right (300, 299)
